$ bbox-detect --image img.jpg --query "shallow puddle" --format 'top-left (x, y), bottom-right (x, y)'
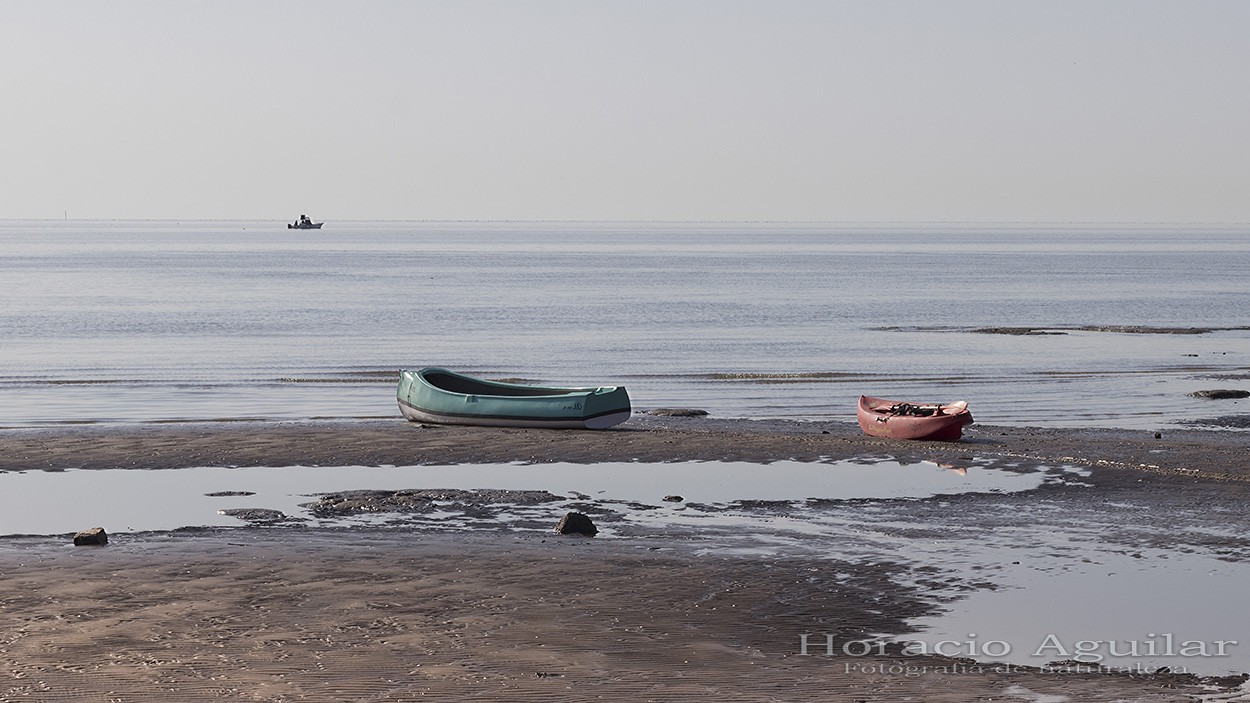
top-left (0, 458), bottom-right (1049, 536)
top-left (902, 547), bottom-right (1250, 677)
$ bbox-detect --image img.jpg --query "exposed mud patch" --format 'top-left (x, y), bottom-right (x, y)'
top-left (305, 488), bottom-right (565, 518)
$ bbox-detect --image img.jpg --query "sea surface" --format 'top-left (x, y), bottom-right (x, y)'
top-left (2, 220), bottom-right (1248, 430)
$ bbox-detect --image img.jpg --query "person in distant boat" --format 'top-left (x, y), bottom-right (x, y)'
top-left (299, 214), bottom-right (311, 226)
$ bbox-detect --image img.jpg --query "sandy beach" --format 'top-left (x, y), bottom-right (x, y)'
top-left (3, 415), bottom-right (1248, 481)
top-left (2, 417), bottom-right (1248, 701)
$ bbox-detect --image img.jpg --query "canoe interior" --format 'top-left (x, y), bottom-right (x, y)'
top-left (422, 370), bottom-right (584, 398)
top-left (861, 396), bottom-right (969, 417)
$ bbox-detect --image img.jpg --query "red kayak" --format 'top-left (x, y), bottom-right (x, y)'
top-left (857, 395), bottom-right (973, 441)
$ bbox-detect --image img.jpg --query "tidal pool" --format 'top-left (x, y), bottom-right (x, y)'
top-left (902, 549), bottom-right (1250, 677)
top-left (0, 458), bottom-right (1051, 536)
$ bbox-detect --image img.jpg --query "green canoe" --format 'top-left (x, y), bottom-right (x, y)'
top-left (397, 368), bottom-right (631, 429)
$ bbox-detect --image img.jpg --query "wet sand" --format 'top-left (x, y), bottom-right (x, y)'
top-left (2, 417), bottom-right (1248, 701)
top-left (3, 415), bottom-right (1247, 482)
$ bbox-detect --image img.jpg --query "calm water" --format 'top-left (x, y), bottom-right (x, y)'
top-left (2, 220), bottom-right (1248, 429)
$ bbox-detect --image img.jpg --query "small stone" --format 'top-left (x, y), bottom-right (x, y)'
top-left (1154, 432), bottom-right (1162, 439)
top-left (553, 511), bottom-right (597, 537)
top-left (73, 527), bottom-right (108, 546)
top-left (662, 495), bottom-right (684, 503)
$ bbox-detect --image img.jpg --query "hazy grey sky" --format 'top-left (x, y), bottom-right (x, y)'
top-left (2, 1), bottom-right (1247, 222)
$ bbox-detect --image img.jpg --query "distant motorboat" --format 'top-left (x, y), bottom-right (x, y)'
top-left (857, 395), bottom-right (973, 441)
top-left (288, 215), bottom-right (323, 229)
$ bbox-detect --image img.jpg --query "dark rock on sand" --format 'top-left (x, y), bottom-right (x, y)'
top-left (1189, 389), bottom-right (1250, 400)
top-left (554, 511), bottom-right (597, 536)
top-left (662, 495), bottom-right (684, 502)
top-left (645, 408), bottom-right (709, 417)
top-left (72, 527), bottom-right (108, 546)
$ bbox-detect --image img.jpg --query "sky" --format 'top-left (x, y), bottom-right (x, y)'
top-left (1, 1), bottom-right (1247, 222)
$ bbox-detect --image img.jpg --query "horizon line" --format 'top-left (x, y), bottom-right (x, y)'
top-left (4, 217), bottom-right (1249, 227)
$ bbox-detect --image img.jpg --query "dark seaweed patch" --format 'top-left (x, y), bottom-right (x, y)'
top-left (304, 488), bottom-right (565, 517)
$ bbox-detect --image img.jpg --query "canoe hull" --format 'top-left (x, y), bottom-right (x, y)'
top-left (397, 368), bottom-right (631, 430)
top-left (397, 402), bottom-right (631, 430)
top-left (856, 395), bottom-right (973, 441)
